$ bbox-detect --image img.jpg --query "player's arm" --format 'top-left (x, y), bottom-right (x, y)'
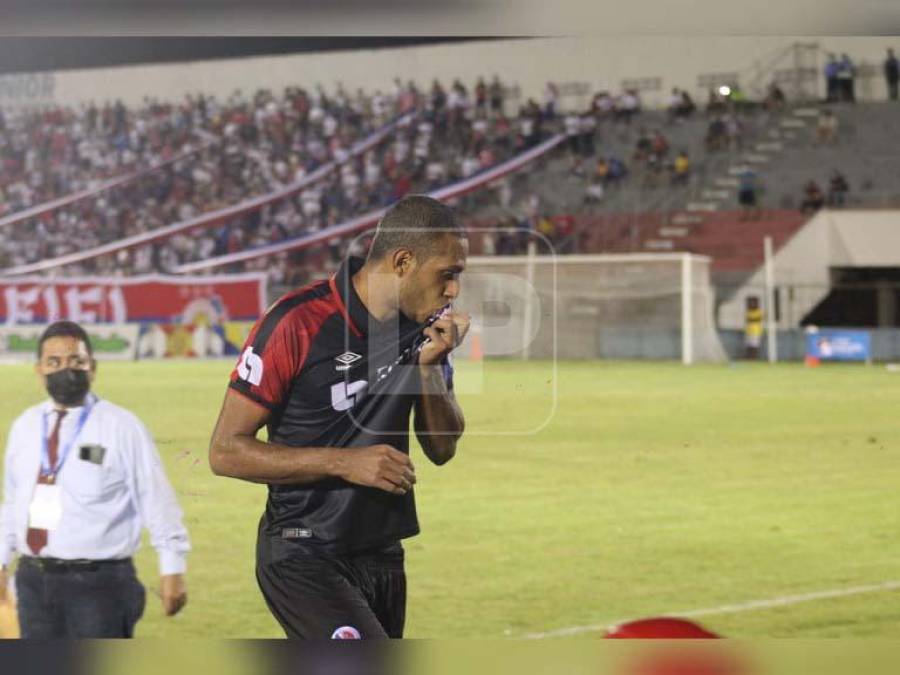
top-left (414, 313), bottom-right (468, 466)
top-left (209, 390), bottom-right (416, 494)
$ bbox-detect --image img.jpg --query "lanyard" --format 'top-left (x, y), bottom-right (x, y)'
top-left (40, 395), bottom-right (95, 480)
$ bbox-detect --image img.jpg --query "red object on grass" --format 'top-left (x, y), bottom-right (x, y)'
top-left (605, 617), bottom-right (721, 639)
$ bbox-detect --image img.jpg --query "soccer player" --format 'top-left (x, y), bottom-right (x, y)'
top-left (209, 195), bottom-right (469, 639)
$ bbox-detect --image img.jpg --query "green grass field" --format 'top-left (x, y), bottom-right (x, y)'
top-left (2, 359), bottom-right (899, 638)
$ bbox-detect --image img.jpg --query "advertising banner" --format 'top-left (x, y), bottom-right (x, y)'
top-left (136, 320), bottom-right (254, 360)
top-left (0, 324), bottom-right (140, 361)
top-left (805, 328), bottom-right (872, 362)
top-left (0, 274), bottom-right (266, 325)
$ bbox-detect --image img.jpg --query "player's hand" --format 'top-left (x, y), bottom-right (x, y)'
top-left (420, 312), bottom-right (471, 366)
top-left (342, 444), bottom-right (416, 495)
top-left (160, 574), bottom-right (187, 617)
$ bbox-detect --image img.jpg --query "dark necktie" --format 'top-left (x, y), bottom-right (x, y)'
top-left (26, 409), bottom-right (68, 555)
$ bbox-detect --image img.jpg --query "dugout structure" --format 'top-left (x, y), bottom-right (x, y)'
top-left (459, 252), bottom-right (727, 363)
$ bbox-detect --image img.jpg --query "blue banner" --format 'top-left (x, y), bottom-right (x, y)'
top-left (806, 329), bottom-right (871, 362)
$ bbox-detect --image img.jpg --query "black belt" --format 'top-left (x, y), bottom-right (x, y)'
top-left (20, 556), bottom-right (133, 573)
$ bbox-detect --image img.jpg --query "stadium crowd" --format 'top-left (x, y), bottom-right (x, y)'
top-left (5, 57), bottom-right (885, 286)
top-left (0, 74), bottom-right (782, 286)
top-left (0, 78), bottom-right (570, 284)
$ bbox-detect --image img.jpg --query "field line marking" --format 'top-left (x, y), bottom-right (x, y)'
top-left (522, 580), bottom-right (900, 639)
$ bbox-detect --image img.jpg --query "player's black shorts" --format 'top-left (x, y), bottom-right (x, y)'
top-left (256, 542), bottom-right (406, 639)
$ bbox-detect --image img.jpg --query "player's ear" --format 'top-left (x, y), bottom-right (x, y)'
top-left (391, 248), bottom-right (415, 277)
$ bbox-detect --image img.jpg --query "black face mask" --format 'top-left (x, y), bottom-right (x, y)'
top-left (45, 369), bottom-right (91, 407)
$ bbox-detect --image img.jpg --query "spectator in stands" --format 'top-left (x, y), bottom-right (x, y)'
top-left (651, 130), bottom-right (669, 160)
top-left (615, 89), bottom-right (641, 125)
top-left (838, 54), bottom-right (856, 103)
top-left (489, 76), bottom-right (505, 118)
top-left (800, 180), bottom-right (826, 214)
top-left (824, 54), bottom-right (840, 103)
top-left (706, 88), bottom-right (727, 115)
top-left (827, 170), bottom-right (849, 207)
top-left (567, 115), bottom-right (591, 177)
top-left (680, 90), bottom-right (696, 118)
top-left (764, 83), bottom-right (787, 113)
top-left (724, 113), bottom-right (743, 150)
top-left (670, 150), bottom-right (691, 186)
top-left (592, 91), bottom-right (615, 121)
top-left (643, 130), bottom-right (670, 186)
top-left (705, 115), bottom-right (727, 152)
top-left (665, 88), bottom-right (679, 116)
top-left (737, 168), bottom-right (760, 220)
top-left (885, 48), bottom-right (899, 101)
top-left (584, 178), bottom-right (605, 206)
top-left (523, 191), bottom-right (540, 225)
top-left (4, 75), bottom-right (550, 276)
top-left (515, 214), bottom-right (533, 253)
top-left (494, 216), bottom-right (518, 255)
top-left (565, 111), bottom-right (582, 155)
top-left (816, 108), bottom-right (838, 144)
top-left (543, 82), bottom-right (560, 120)
top-left (633, 128), bottom-right (653, 163)
top-left (607, 156), bottom-right (627, 184)
top-left (667, 88), bottom-right (689, 122)
top-left (474, 77), bottom-right (488, 114)
top-left (516, 105), bottom-right (536, 149)
top-left (595, 157), bottom-right (611, 186)
top-left (578, 112), bottom-right (597, 158)
top-left (551, 214), bottom-right (576, 253)
top-left (536, 214), bottom-right (555, 243)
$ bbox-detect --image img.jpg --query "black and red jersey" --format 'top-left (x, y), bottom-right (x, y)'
top-left (229, 256), bottom-right (453, 559)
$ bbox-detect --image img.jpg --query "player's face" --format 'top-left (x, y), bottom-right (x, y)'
top-left (400, 235), bottom-right (468, 324)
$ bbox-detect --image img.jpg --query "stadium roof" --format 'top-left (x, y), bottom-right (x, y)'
top-left (0, 37), bottom-right (507, 75)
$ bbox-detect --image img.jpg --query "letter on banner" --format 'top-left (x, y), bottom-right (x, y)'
top-left (42, 286), bottom-right (60, 322)
top-left (108, 286), bottom-right (127, 324)
top-left (4, 286), bottom-right (41, 325)
top-left (64, 286), bottom-right (105, 323)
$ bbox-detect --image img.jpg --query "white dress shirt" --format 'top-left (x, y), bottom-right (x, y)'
top-left (1, 394), bottom-right (190, 575)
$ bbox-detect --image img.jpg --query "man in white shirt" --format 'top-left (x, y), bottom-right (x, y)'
top-left (0, 321), bottom-right (190, 638)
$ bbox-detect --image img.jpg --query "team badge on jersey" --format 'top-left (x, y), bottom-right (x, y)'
top-left (331, 625), bottom-right (362, 639)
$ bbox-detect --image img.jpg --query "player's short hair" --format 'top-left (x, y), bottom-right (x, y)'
top-left (367, 195), bottom-right (464, 263)
top-left (37, 321), bottom-right (93, 360)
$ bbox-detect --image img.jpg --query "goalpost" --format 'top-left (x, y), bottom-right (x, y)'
top-left (457, 251), bottom-right (727, 364)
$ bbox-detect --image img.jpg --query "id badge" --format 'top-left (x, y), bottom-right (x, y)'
top-left (28, 484), bottom-right (62, 531)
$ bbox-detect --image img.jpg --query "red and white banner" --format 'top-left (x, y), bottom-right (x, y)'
top-left (0, 274), bottom-right (266, 325)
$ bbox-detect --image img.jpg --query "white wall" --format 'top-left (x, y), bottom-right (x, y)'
top-left (718, 210), bottom-right (900, 330)
top-left (2, 36), bottom-right (899, 110)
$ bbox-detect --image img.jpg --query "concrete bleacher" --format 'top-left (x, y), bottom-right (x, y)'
top-left (467, 101), bottom-right (900, 282)
top-left (759, 102), bottom-right (900, 210)
top-left (501, 108), bottom-right (769, 217)
top-left (468, 209), bottom-right (809, 285)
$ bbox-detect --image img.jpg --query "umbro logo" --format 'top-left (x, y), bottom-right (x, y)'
top-left (334, 351), bottom-right (362, 371)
